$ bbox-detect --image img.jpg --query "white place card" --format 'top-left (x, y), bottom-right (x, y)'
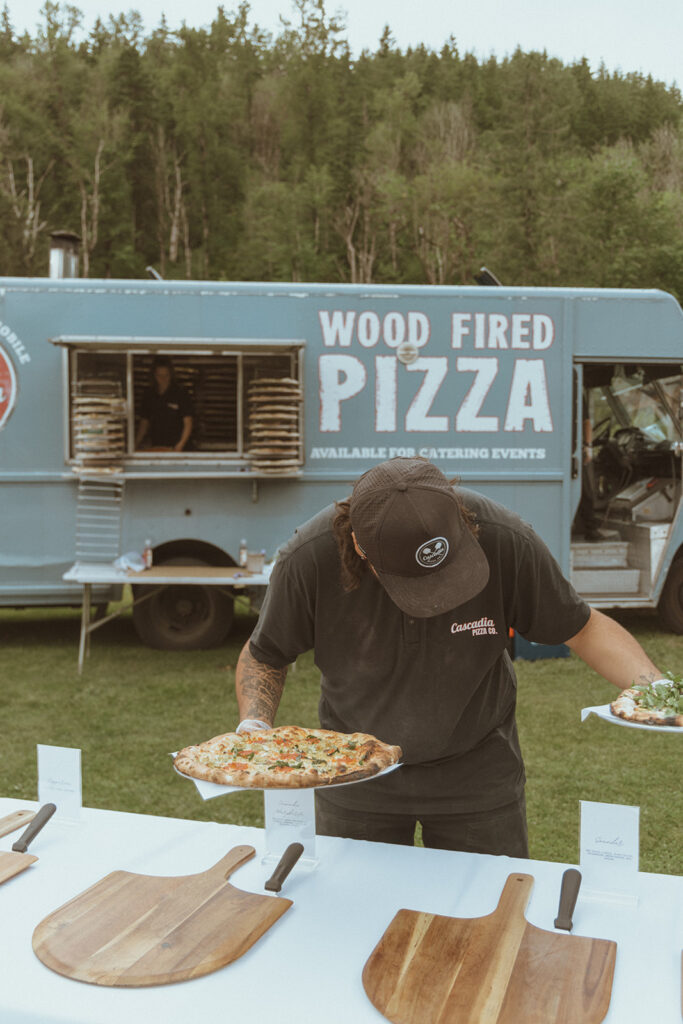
top-left (37, 745), bottom-right (82, 821)
top-left (580, 800), bottom-right (639, 904)
top-left (263, 788), bottom-right (317, 867)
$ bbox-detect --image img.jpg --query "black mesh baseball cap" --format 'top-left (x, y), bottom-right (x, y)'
top-left (349, 458), bottom-right (490, 617)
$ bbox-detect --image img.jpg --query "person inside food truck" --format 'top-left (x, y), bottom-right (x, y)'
top-left (234, 456), bottom-right (662, 856)
top-left (135, 355), bottom-right (194, 452)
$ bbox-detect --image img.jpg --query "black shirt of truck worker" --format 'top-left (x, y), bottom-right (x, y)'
top-left (137, 361), bottom-right (193, 450)
top-left (248, 489), bottom-right (590, 818)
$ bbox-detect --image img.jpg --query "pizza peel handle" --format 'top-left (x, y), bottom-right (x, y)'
top-left (554, 868), bottom-right (582, 931)
top-left (265, 842), bottom-right (305, 892)
top-left (362, 873), bottom-right (617, 1024)
top-left (0, 803), bottom-right (57, 885)
top-left (11, 803), bottom-right (56, 852)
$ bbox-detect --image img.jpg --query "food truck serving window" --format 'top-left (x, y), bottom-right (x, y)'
top-left (53, 337), bottom-right (304, 472)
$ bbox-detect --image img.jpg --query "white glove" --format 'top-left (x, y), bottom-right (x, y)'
top-left (236, 718), bottom-right (272, 734)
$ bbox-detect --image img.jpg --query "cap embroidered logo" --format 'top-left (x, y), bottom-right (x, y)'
top-left (415, 537), bottom-right (449, 568)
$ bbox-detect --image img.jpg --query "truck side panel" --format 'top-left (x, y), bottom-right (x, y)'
top-left (1, 281), bottom-right (681, 611)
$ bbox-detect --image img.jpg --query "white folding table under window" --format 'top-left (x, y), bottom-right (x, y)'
top-left (62, 563), bottom-right (272, 673)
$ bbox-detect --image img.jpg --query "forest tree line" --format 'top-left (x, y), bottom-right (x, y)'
top-left (1, 0), bottom-right (682, 296)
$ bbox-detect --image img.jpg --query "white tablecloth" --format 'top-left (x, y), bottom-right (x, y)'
top-left (0, 798), bottom-right (681, 1024)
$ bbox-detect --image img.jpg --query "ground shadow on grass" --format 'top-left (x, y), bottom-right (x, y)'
top-left (0, 609), bottom-right (139, 649)
top-left (0, 604), bottom-right (259, 652)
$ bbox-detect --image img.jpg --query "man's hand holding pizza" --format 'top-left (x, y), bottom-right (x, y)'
top-left (236, 718), bottom-right (271, 734)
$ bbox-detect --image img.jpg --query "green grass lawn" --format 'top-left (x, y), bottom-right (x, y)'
top-left (1, 602), bottom-right (681, 874)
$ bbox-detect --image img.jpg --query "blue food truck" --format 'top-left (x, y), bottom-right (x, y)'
top-left (2, 269), bottom-right (683, 648)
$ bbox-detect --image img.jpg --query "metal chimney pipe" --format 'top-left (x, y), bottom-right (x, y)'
top-left (49, 230), bottom-right (81, 278)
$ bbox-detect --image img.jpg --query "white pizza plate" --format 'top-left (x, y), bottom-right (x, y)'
top-left (170, 754), bottom-right (403, 800)
top-left (581, 703), bottom-right (682, 733)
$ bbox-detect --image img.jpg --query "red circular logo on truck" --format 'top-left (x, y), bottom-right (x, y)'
top-left (0, 345), bottom-right (17, 430)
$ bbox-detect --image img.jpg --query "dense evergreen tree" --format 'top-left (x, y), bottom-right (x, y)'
top-left (0, 1), bottom-right (681, 296)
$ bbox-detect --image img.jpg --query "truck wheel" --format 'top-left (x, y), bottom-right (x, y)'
top-left (132, 563), bottom-right (234, 650)
top-left (657, 556), bottom-right (683, 634)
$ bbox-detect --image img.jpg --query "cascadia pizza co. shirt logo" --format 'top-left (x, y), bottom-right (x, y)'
top-left (415, 536), bottom-right (448, 568)
top-left (0, 345), bottom-right (17, 430)
top-left (450, 616), bottom-right (499, 637)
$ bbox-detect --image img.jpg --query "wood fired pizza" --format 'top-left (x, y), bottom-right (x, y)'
top-left (610, 676), bottom-right (683, 727)
top-left (174, 725), bottom-right (403, 788)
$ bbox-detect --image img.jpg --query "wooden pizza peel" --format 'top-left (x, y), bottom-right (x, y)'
top-left (362, 872), bottom-right (617, 1024)
top-left (0, 804), bottom-right (56, 885)
top-left (32, 843), bottom-right (302, 987)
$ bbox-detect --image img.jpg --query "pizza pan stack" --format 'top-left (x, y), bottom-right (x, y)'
top-left (247, 377), bottom-right (302, 474)
top-left (71, 379), bottom-right (127, 473)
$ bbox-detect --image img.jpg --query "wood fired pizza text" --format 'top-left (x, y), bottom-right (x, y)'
top-left (317, 309), bottom-right (555, 435)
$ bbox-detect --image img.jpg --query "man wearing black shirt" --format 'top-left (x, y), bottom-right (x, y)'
top-left (135, 356), bottom-right (193, 451)
top-left (235, 457), bottom-right (662, 856)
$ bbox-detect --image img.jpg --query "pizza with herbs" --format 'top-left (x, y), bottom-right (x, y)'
top-left (610, 676), bottom-right (683, 727)
top-left (174, 725), bottom-right (403, 788)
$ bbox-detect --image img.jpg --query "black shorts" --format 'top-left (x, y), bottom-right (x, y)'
top-left (314, 790), bottom-right (528, 858)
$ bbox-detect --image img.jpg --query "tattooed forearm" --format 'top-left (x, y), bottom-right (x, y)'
top-left (565, 607), bottom-right (661, 689)
top-left (235, 642), bottom-right (287, 724)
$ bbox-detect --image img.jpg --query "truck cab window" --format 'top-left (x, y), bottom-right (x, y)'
top-left (574, 363), bottom-right (682, 534)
